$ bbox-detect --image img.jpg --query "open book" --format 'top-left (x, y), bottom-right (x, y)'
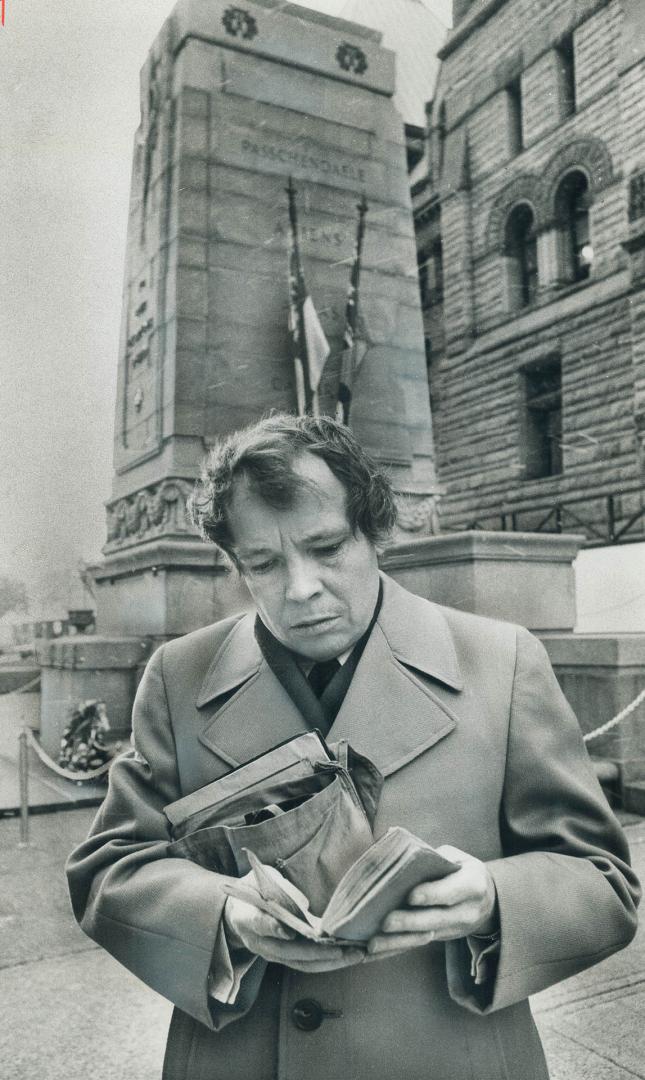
top-left (221, 826), bottom-right (459, 943)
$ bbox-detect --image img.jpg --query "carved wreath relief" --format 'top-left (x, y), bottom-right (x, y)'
top-left (105, 480), bottom-right (196, 549)
top-left (222, 6), bottom-right (258, 40)
top-left (336, 43), bottom-right (368, 76)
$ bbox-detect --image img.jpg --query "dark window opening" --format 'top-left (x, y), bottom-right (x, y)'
top-left (505, 203), bottom-right (538, 309)
top-left (556, 33), bottom-right (576, 118)
top-left (555, 170), bottom-right (592, 283)
top-left (522, 359), bottom-right (563, 479)
top-left (436, 102), bottom-right (447, 181)
top-left (417, 237), bottom-right (444, 308)
top-left (507, 78), bottom-right (524, 156)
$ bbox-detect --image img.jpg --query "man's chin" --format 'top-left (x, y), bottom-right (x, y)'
top-left (286, 625), bottom-right (356, 661)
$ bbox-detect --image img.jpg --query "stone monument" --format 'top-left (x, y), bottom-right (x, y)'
top-left (91, 0), bottom-right (441, 642)
top-left (38, 0), bottom-right (442, 750)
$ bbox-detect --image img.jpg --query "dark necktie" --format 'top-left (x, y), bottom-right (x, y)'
top-left (307, 658), bottom-right (341, 698)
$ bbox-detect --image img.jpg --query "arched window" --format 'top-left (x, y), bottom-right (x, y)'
top-left (555, 170), bottom-right (592, 283)
top-left (504, 203), bottom-right (538, 309)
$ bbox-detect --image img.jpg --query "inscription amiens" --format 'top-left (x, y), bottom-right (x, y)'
top-left (240, 137), bottom-right (366, 184)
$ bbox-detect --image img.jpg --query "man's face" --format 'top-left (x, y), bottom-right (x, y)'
top-left (228, 452), bottom-right (380, 660)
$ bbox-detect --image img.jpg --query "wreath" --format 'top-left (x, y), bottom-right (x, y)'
top-left (59, 700), bottom-right (113, 773)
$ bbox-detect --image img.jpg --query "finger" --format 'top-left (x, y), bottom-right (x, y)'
top-left (381, 903), bottom-right (482, 939)
top-left (367, 931), bottom-right (434, 956)
top-left (407, 868), bottom-right (473, 908)
top-left (257, 938), bottom-right (363, 966)
top-left (436, 844), bottom-right (472, 864)
top-left (252, 913), bottom-right (297, 940)
top-left (408, 858), bottom-right (492, 909)
top-left (381, 908), bottom-right (443, 934)
top-left (362, 945), bottom-right (410, 964)
top-left (287, 950), bottom-right (365, 973)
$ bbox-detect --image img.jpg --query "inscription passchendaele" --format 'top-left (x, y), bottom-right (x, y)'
top-left (239, 136), bottom-right (367, 184)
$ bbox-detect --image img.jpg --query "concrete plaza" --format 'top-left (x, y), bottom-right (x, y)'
top-left (0, 806), bottom-right (643, 1080)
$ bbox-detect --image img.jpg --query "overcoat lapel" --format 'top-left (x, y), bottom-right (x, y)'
top-left (327, 576), bottom-right (462, 776)
top-left (196, 616), bottom-right (309, 767)
top-left (195, 573), bottom-right (463, 775)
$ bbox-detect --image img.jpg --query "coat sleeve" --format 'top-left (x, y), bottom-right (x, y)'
top-left (65, 644), bottom-right (265, 1030)
top-left (446, 626), bottom-right (640, 1013)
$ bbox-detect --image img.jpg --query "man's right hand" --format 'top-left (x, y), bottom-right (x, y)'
top-left (224, 895), bottom-right (365, 973)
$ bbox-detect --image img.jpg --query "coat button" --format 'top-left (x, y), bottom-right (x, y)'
top-left (291, 998), bottom-right (324, 1031)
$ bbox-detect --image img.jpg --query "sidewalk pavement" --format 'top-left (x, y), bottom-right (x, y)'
top-left (0, 807), bottom-right (643, 1080)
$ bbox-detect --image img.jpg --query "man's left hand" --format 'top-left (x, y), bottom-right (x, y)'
top-left (367, 845), bottom-right (497, 958)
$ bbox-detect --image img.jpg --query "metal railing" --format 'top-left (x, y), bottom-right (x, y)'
top-left (462, 488), bottom-right (645, 547)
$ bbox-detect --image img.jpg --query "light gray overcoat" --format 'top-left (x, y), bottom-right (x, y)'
top-left (67, 574), bottom-right (639, 1080)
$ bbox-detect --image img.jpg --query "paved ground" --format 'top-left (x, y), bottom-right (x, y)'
top-left (0, 807), bottom-right (643, 1080)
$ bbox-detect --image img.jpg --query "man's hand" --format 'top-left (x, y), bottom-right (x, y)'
top-left (224, 895), bottom-right (365, 973)
top-left (367, 845), bottom-right (497, 959)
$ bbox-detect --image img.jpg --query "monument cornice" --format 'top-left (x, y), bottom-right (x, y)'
top-left (159, 0), bottom-right (395, 98)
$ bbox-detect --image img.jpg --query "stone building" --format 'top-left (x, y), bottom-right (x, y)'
top-left (413, 0), bottom-right (645, 545)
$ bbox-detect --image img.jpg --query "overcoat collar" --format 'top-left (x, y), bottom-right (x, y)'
top-left (196, 574), bottom-right (463, 776)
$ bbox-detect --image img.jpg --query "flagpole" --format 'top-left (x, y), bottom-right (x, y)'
top-left (337, 193), bottom-right (369, 425)
top-left (286, 177), bottom-right (314, 415)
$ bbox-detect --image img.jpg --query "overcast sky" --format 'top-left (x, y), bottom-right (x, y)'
top-left (0, 0), bottom-right (450, 615)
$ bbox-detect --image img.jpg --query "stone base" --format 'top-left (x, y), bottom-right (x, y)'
top-left (36, 636), bottom-right (154, 758)
top-left (90, 538), bottom-right (252, 638)
top-left (540, 632), bottom-right (645, 785)
top-left (380, 530), bottom-right (583, 631)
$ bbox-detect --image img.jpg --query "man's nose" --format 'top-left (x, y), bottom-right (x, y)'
top-left (285, 557), bottom-right (323, 603)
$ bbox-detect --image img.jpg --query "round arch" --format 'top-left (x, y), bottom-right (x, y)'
top-left (486, 174), bottom-right (546, 255)
top-left (543, 137), bottom-right (614, 213)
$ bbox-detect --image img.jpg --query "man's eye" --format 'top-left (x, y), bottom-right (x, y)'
top-left (249, 560), bottom-right (276, 574)
top-left (314, 542), bottom-right (343, 557)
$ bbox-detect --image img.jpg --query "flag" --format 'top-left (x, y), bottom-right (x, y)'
top-left (286, 177), bottom-right (330, 415)
top-left (336, 194), bottom-right (369, 426)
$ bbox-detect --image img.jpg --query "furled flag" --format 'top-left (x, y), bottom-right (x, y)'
top-left (336, 194), bottom-right (369, 425)
top-left (286, 177), bottom-right (330, 415)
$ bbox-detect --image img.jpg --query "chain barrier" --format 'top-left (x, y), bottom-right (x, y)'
top-left (1, 673), bottom-right (41, 696)
top-left (22, 727), bottom-right (114, 781)
top-left (17, 727), bottom-right (115, 844)
top-left (583, 686), bottom-right (645, 743)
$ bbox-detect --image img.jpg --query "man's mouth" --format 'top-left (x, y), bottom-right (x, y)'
top-left (291, 615), bottom-right (340, 630)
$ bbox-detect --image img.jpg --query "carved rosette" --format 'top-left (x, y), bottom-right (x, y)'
top-left (393, 493), bottom-right (441, 537)
top-left (336, 43), bottom-right (368, 75)
top-left (222, 7), bottom-right (258, 40)
top-left (104, 479), bottom-right (198, 552)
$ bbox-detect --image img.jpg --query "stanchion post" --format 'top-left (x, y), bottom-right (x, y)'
top-left (18, 728), bottom-right (30, 845)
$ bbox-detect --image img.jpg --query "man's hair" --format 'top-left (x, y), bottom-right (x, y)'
top-left (188, 413), bottom-right (397, 562)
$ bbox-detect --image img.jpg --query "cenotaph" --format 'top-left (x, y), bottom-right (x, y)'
top-left (37, 0), bottom-right (441, 749)
top-left (90, 0), bottom-right (441, 640)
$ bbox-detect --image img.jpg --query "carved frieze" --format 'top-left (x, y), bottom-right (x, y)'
top-left (394, 493), bottom-right (441, 536)
top-left (105, 479), bottom-right (197, 552)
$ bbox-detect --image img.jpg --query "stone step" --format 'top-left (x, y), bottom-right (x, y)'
top-left (591, 757), bottom-right (620, 784)
top-left (623, 781), bottom-right (645, 817)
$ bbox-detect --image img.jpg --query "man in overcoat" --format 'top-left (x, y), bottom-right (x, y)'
top-left (67, 414), bottom-right (639, 1080)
